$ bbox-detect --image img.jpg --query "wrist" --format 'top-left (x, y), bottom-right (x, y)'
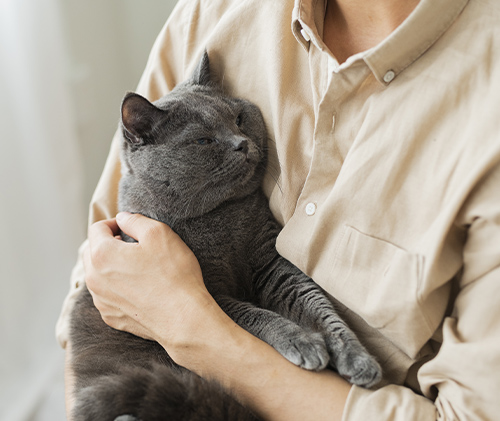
top-left (156, 289), bottom-right (235, 369)
top-left (164, 309), bottom-right (351, 421)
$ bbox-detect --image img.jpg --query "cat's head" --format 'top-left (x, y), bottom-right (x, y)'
top-left (119, 51), bottom-right (268, 219)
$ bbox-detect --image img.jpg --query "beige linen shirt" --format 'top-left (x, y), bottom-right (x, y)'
top-left (57, 0), bottom-right (500, 419)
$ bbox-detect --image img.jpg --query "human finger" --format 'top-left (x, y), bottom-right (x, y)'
top-left (116, 212), bottom-right (173, 244)
top-left (88, 218), bottom-right (121, 242)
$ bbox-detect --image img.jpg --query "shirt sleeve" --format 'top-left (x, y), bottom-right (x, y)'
top-left (343, 162), bottom-right (500, 421)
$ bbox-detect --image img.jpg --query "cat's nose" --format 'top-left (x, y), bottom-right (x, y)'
top-left (233, 138), bottom-right (249, 155)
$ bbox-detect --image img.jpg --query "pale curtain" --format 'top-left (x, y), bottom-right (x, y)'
top-left (0, 0), bottom-right (85, 419)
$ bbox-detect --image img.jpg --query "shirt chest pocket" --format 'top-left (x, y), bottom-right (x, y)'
top-left (330, 225), bottom-right (432, 359)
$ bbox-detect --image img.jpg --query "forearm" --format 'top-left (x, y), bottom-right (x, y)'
top-left (160, 297), bottom-right (351, 421)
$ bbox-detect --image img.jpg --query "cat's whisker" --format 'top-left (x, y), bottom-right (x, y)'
top-left (196, 179), bottom-right (215, 213)
top-left (266, 136), bottom-right (277, 146)
top-left (266, 170), bottom-right (283, 195)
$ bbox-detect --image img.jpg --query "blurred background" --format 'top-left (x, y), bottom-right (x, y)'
top-left (0, 0), bottom-right (178, 419)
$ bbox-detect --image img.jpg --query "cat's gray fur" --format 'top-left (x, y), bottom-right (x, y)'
top-left (70, 52), bottom-right (381, 421)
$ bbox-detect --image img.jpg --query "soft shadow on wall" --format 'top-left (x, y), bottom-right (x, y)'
top-left (0, 1), bottom-right (177, 420)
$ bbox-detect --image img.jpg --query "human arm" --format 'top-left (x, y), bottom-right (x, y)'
top-left (337, 163), bottom-right (500, 420)
top-left (82, 212), bottom-right (351, 421)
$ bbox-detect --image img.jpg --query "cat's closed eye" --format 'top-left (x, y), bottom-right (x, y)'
top-left (197, 138), bottom-right (216, 145)
top-left (235, 114), bottom-right (242, 127)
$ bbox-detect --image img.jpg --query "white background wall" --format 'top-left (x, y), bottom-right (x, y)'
top-left (0, 1), bottom-right (178, 419)
top-left (61, 0), bottom-right (179, 207)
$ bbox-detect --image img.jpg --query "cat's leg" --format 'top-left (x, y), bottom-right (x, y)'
top-left (253, 257), bottom-right (382, 388)
top-left (317, 309), bottom-right (382, 388)
top-left (215, 295), bottom-right (330, 371)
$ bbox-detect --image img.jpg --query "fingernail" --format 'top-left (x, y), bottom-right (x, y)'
top-left (116, 211), bottom-right (131, 222)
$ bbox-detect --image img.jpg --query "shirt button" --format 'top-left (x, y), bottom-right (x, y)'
top-left (300, 28), bottom-right (311, 42)
top-left (305, 202), bottom-right (316, 216)
top-left (383, 70), bottom-right (395, 83)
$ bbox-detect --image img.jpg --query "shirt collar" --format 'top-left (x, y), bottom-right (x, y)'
top-left (292, 0), bottom-right (470, 84)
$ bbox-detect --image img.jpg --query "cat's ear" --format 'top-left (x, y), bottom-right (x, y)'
top-left (121, 93), bottom-right (163, 145)
top-left (191, 50), bottom-right (213, 87)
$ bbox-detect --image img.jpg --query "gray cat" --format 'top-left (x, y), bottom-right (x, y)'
top-left (69, 52), bottom-right (381, 421)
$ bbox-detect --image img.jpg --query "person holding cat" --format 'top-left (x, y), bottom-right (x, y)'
top-left (58, 0), bottom-right (500, 420)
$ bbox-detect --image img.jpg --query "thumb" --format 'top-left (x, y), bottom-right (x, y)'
top-left (116, 212), bottom-right (170, 243)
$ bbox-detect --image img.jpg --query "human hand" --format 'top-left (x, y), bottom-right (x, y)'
top-left (84, 212), bottom-right (215, 355)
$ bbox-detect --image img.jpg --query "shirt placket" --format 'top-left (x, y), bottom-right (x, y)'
top-left (277, 43), bottom-right (371, 269)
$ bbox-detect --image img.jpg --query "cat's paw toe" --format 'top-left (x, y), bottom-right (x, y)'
top-left (337, 353), bottom-right (382, 388)
top-left (278, 332), bottom-right (329, 371)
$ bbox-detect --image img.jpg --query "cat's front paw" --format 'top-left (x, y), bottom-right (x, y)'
top-left (274, 330), bottom-right (330, 371)
top-left (328, 342), bottom-right (382, 388)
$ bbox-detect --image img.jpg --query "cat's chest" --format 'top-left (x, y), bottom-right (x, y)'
top-left (175, 207), bottom-right (254, 267)
top-left (171, 195), bottom-right (271, 298)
